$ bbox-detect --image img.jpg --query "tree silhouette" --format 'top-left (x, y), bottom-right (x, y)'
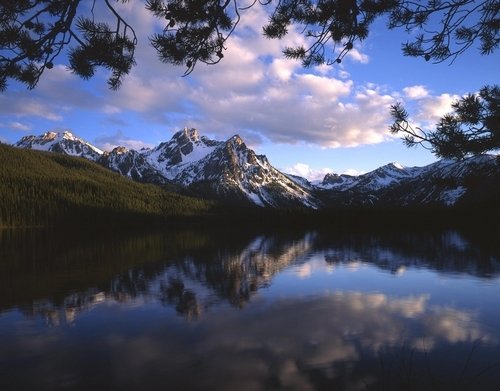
top-left (390, 85), bottom-right (500, 159)
top-left (0, 0), bottom-right (136, 90)
top-left (1, 0), bottom-right (498, 90)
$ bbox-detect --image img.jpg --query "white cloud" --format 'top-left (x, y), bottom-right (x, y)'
top-left (403, 85), bottom-right (429, 99)
top-left (188, 64), bottom-right (396, 147)
top-left (286, 163), bottom-right (333, 181)
top-left (396, 92), bottom-right (460, 133)
top-left (337, 70), bottom-right (351, 80)
top-left (399, 83), bottom-right (459, 128)
top-left (417, 93), bottom-right (459, 122)
top-left (95, 2), bottom-right (394, 149)
top-left (269, 58), bottom-right (299, 81)
top-left (345, 48), bottom-right (369, 64)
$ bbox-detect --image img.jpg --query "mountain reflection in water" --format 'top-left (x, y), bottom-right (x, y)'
top-left (0, 227), bottom-right (499, 390)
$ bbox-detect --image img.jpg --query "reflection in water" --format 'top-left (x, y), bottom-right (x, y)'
top-left (321, 230), bottom-right (500, 278)
top-left (1, 227), bottom-right (499, 390)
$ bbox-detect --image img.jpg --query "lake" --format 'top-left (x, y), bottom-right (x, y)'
top-left (1, 226), bottom-right (500, 390)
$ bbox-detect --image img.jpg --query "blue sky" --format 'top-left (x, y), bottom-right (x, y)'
top-left (0, 1), bottom-right (498, 180)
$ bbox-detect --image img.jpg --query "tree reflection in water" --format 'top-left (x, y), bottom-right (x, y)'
top-left (0, 227), bottom-right (499, 390)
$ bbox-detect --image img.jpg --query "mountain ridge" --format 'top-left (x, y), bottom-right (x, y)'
top-left (13, 129), bottom-right (500, 209)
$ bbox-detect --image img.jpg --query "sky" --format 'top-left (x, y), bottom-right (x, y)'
top-left (0, 1), bottom-right (498, 180)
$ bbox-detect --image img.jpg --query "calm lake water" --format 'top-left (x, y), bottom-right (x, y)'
top-left (1, 226), bottom-right (500, 390)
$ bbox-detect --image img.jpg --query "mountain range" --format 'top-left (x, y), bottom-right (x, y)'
top-left (13, 129), bottom-right (500, 209)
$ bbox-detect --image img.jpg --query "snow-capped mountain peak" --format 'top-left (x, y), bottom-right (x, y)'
top-left (146, 128), bottom-right (221, 174)
top-left (173, 127), bottom-right (201, 142)
top-left (15, 130), bottom-right (103, 161)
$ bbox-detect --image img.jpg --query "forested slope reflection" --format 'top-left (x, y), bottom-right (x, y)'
top-left (1, 228), bottom-right (499, 323)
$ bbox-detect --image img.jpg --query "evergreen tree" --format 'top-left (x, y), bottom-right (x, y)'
top-left (390, 85), bottom-right (500, 159)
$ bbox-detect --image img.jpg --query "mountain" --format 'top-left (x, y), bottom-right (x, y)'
top-left (164, 131), bottom-right (318, 207)
top-left (100, 128), bottom-right (319, 208)
top-left (12, 129), bottom-right (500, 209)
top-left (15, 131), bottom-right (103, 161)
top-left (318, 155), bottom-right (500, 208)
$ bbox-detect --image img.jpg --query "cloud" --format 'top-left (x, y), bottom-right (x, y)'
top-left (80, 3), bottom-right (398, 148)
top-left (269, 58), bottom-right (299, 81)
top-left (345, 47), bottom-right (370, 64)
top-left (397, 92), bottom-right (460, 133)
top-left (0, 1), bottom-right (457, 152)
top-left (286, 163), bottom-right (333, 181)
top-left (0, 64), bottom-right (99, 123)
top-left (94, 130), bottom-right (155, 151)
top-left (9, 121), bottom-right (32, 131)
top-left (417, 93), bottom-right (459, 122)
top-left (189, 73), bottom-right (397, 147)
top-left (403, 85), bottom-right (429, 99)
top-left (0, 93), bottom-right (64, 121)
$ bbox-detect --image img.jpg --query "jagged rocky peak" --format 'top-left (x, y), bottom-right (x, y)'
top-left (222, 134), bottom-right (254, 168)
top-left (60, 130), bottom-right (78, 140)
top-left (41, 130), bottom-right (76, 141)
top-left (110, 146), bottom-right (129, 155)
top-left (173, 127), bottom-right (200, 143)
top-left (42, 131), bottom-right (57, 140)
top-left (228, 134), bottom-right (244, 146)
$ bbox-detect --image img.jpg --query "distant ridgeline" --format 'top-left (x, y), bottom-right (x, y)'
top-left (3, 129), bottom-right (500, 227)
top-left (0, 144), bottom-right (213, 227)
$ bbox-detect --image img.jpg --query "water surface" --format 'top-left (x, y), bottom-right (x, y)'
top-left (1, 227), bottom-right (499, 390)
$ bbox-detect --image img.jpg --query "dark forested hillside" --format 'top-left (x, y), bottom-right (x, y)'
top-left (0, 144), bottom-right (213, 227)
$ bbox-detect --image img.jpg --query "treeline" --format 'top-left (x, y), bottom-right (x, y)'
top-left (2, 144), bottom-right (498, 230)
top-left (0, 144), bottom-right (213, 227)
